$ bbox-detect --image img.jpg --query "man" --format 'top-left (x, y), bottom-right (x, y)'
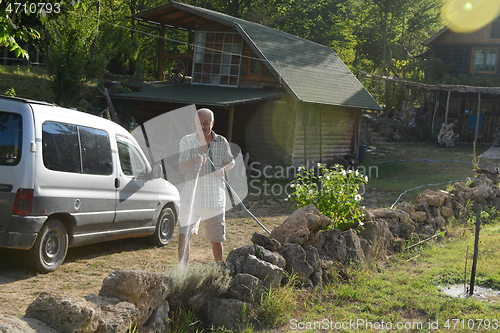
top-left (178, 108), bottom-right (235, 264)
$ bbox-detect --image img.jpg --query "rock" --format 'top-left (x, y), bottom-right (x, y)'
top-left (256, 247), bottom-right (286, 269)
top-left (99, 270), bottom-right (172, 327)
top-left (343, 229), bottom-right (365, 265)
top-left (415, 201), bottom-right (434, 225)
top-left (320, 229), bottom-right (346, 263)
top-left (25, 291), bottom-right (100, 333)
top-left (207, 298), bottom-right (253, 331)
top-left (411, 211), bottom-right (427, 223)
top-left (310, 269), bottom-right (323, 289)
top-left (416, 189), bottom-right (446, 207)
top-left (391, 238), bottom-right (406, 252)
top-left (279, 244), bottom-right (314, 286)
top-left (399, 220), bottom-right (415, 240)
top-left (440, 206), bottom-right (453, 219)
top-left (304, 245), bottom-right (321, 272)
top-left (226, 273), bottom-right (263, 303)
top-left (226, 245), bottom-right (258, 274)
top-left (437, 122), bottom-right (459, 148)
top-left (85, 293), bottom-right (139, 333)
top-left (371, 208), bottom-right (398, 220)
top-left (362, 207), bottom-right (375, 222)
top-left (396, 202), bottom-right (415, 214)
top-left (417, 224), bottom-right (435, 236)
top-left (243, 254), bottom-right (284, 289)
top-left (271, 205), bottom-right (331, 245)
top-left (380, 217), bottom-right (400, 238)
top-left (0, 315), bottom-right (57, 333)
top-left (360, 238), bottom-right (376, 264)
top-left (251, 232), bottom-right (281, 251)
top-left (358, 219), bottom-right (393, 254)
top-left (143, 299), bottom-right (170, 333)
top-left (476, 163), bottom-right (500, 182)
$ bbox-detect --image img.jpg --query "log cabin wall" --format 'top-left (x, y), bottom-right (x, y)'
top-left (291, 104), bottom-right (361, 167)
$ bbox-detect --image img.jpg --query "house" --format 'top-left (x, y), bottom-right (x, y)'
top-left (110, 1), bottom-right (381, 167)
top-left (419, 14), bottom-right (500, 142)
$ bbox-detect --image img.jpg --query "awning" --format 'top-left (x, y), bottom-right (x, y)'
top-left (109, 81), bottom-right (286, 106)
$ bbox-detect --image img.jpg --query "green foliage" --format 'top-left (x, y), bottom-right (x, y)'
top-left (256, 273), bottom-right (298, 327)
top-left (288, 164), bottom-right (368, 230)
top-left (4, 87), bottom-right (16, 97)
top-left (45, 2), bottom-right (101, 104)
top-left (0, 0), bottom-right (42, 59)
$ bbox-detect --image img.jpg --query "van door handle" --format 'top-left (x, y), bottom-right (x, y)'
top-left (114, 178), bottom-right (120, 188)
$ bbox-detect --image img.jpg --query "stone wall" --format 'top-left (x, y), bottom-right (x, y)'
top-left (2, 164), bottom-right (499, 332)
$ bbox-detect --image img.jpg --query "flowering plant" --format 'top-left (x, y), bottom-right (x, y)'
top-left (287, 164), bottom-right (368, 230)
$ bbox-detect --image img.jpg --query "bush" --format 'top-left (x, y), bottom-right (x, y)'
top-left (288, 164), bottom-right (368, 230)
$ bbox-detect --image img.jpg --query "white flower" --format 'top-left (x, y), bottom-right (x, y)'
top-left (290, 184), bottom-right (295, 188)
top-left (348, 169), bottom-right (353, 173)
top-left (325, 175), bottom-right (330, 180)
top-left (340, 170), bottom-right (346, 176)
top-left (317, 163), bottom-right (322, 167)
top-left (309, 190), bottom-right (313, 194)
top-left (355, 170), bottom-right (360, 176)
top-left (355, 194), bottom-right (362, 202)
top-left (365, 176), bottom-right (369, 182)
top-left (359, 221), bottom-right (365, 227)
top-left (284, 198), bottom-right (289, 201)
top-left (298, 166), bottom-right (305, 171)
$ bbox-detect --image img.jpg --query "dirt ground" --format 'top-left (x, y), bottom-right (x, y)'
top-left (0, 195), bottom-right (294, 319)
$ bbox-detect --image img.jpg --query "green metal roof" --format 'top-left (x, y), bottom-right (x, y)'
top-left (132, 1), bottom-right (382, 110)
top-left (109, 81), bottom-right (286, 106)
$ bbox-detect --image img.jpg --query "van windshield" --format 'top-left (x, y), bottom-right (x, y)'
top-left (0, 111), bottom-right (22, 166)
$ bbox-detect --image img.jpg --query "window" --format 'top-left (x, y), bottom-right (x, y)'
top-left (248, 54), bottom-right (261, 75)
top-left (0, 111), bottom-right (22, 166)
top-left (42, 122), bottom-right (112, 175)
top-left (490, 17), bottom-right (500, 39)
top-left (191, 32), bottom-right (243, 87)
top-left (471, 48), bottom-right (498, 73)
top-left (116, 135), bottom-right (147, 177)
top-left (79, 127), bottom-right (112, 175)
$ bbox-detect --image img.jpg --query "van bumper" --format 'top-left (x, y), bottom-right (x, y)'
top-left (0, 215), bottom-right (48, 249)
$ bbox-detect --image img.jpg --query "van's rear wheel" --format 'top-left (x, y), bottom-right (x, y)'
top-left (149, 207), bottom-right (176, 246)
top-left (26, 219), bottom-right (68, 273)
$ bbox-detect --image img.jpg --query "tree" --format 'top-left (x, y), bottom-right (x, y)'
top-left (0, 0), bottom-right (43, 59)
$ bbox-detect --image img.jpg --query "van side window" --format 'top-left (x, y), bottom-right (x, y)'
top-left (116, 136), bottom-right (147, 177)
top-left (42, 122), bottom-right (80, 173)
top-left (42, 122), bottom-right (112, 175)
top-left (80, 127), bottom-right (112, 175)
top-left (0, 111), bottom-right (23, 166)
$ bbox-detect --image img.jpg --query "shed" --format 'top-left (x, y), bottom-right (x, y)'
top-left (110, 1), bottom-right (381, 166)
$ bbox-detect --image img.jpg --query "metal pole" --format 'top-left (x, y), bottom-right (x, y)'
top-left (206, 156), bottom-right (271, 235)
top-left (474, 92), bottom-right (481, 148)
top-left (469, 204), bottom-right (481, 295)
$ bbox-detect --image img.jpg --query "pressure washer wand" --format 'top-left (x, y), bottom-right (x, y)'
top-left (206, 156), bottom-right (271, 235)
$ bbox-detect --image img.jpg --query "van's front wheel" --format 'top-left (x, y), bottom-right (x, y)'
top-left (26, 219), bottom-right (68, 273)
top-left (149, 206), bottom-right (176, 246)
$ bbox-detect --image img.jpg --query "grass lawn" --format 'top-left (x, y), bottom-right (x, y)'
top-left (259, 221), bottom-right (500, 333)
top-left (362, 142), bottom-right (494, 208)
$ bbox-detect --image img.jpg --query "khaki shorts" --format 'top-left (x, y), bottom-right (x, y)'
top-left (178, 204), bottom-right (226, 243)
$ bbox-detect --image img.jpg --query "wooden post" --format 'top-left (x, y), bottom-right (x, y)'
top-left (158, 24), bottom-right (165, 81)
top-left (227, 105), bottom-right (234, 142)
top-left (445, 90), bottom-right (451, 125)
top-left (469, 204), bottom-right (481, 296)
top-left (3, 47), bottom-right (7, 66)
top-left (474, 92), bottom-right (481, 148)
top-left (431, 90), bottom-right (440, 137)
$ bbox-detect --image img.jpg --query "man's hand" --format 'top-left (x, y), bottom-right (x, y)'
top-left (215, 168), bottom-right (224, 178)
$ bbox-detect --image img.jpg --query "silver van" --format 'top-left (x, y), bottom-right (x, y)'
top-left (0, 96), bottom-right (180, 273)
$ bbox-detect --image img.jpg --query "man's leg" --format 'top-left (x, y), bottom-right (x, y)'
top-left (178, 233), bottom-right (191, 264)
top-left (211, 241), bottom-right (223, 262)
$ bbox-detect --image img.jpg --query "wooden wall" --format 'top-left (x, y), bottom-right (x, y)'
top-left (290, 104), bottom-right (361, 167)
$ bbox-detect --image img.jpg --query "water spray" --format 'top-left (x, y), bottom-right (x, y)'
top-left (206, 156), bottom-right (271, 235)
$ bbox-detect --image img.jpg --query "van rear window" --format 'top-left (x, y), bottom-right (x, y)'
top-left (0, 111), bottom-right (23, 166)
top-left (42, 121), bottom-right (112, 175)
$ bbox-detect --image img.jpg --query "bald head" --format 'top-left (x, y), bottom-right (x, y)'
top-left (195, 108), bottom-right (215, 139)
top-left (196, 108), bottom-right (214, 122)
